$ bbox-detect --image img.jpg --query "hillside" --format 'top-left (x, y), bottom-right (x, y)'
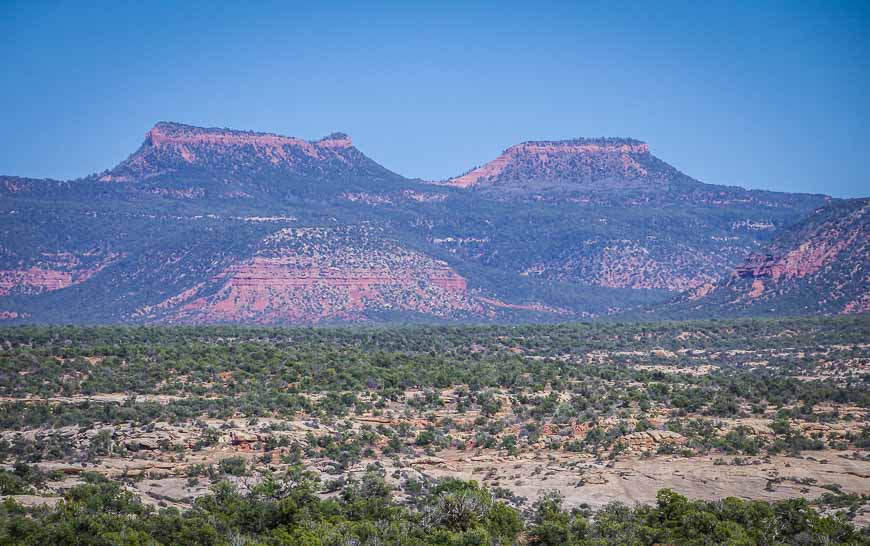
top-left (0, 122), bottom-right (845, 324)
top-left (663, 198), bottom-right (869, 317)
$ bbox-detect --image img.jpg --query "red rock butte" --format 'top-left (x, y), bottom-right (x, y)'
top-left (445, 138), bottom-right (651, 188)
top-left (101, 123), bottom-right (358, 181)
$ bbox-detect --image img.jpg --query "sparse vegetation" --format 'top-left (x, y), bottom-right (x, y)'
top-left (0, 317), bottom-right (867, 543)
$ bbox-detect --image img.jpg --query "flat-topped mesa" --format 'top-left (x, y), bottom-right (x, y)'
top-left (512, 137), bottom-right (648, 153)
top-left (103, 122), bottom-right (357, 181)
top-left (445, 137), bottom-right (663, 190)
top-left (145, 122), bottom-right (353, 149)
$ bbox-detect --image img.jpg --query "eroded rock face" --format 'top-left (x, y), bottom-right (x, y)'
top-left (736, 219), bottom-right (864, 281)
top-left (735, 254), bottom-right (779, 279)
top-left (0, 252), bottom-right (120, 296)
top-left (137, 226), bottom-right (495, 324)
top-left (733, 201), bottom-right (868, 296)
top-left (621, 430), bottom-right (686, 452)
top-left (674, 199), bottom-right (869, 315)
top-left (0, 267), bottom-right (74, 296)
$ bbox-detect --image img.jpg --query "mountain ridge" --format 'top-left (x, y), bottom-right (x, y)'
top-left (0, 121), bottom-right (856, 325)
top-left (3, 122), bottom-right (830, 203)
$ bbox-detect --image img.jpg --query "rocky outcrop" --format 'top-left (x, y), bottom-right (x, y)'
top-left (340, 190), bottom-right (450, 206)
top-left (736, 217), bottom-right (864, 281)
top-left (139, 226), bottom-right (509, 324)
top-left (0, 267), bottom-right (75, 296)
top-left (0, 252), bottom-right (120, 296)
top-left (670, 199), bottom-right (869, 316)
top-left (735, 254), bottom-right (779, 279)
top-left (620, 430), bottom-right (686, 452)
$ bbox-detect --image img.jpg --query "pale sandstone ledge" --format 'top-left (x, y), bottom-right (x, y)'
top-left (146, 122), bottom-right (353, 150)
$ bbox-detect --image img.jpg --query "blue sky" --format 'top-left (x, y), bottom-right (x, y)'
top-left (1, 0), bottom-right (868, 197)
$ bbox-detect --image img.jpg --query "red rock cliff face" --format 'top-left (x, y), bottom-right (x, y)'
top-left (0, 268), bottom-right (74, 296)
top-left (137, 227), bottom-right (488, 324)
top-left (0, 252), bottom-right (120, 296)
top-left (770, 228), bottom-right (863, 280)
top-left (736, 202), bottom-right (868, 282)
top-left (681, 199), bottom-right (869, 314)
top-left (734, 254), bottom-right (779, 279)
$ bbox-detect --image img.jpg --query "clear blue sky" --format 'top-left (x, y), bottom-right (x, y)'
top-left (1, 0), bottom-right (868, 197)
